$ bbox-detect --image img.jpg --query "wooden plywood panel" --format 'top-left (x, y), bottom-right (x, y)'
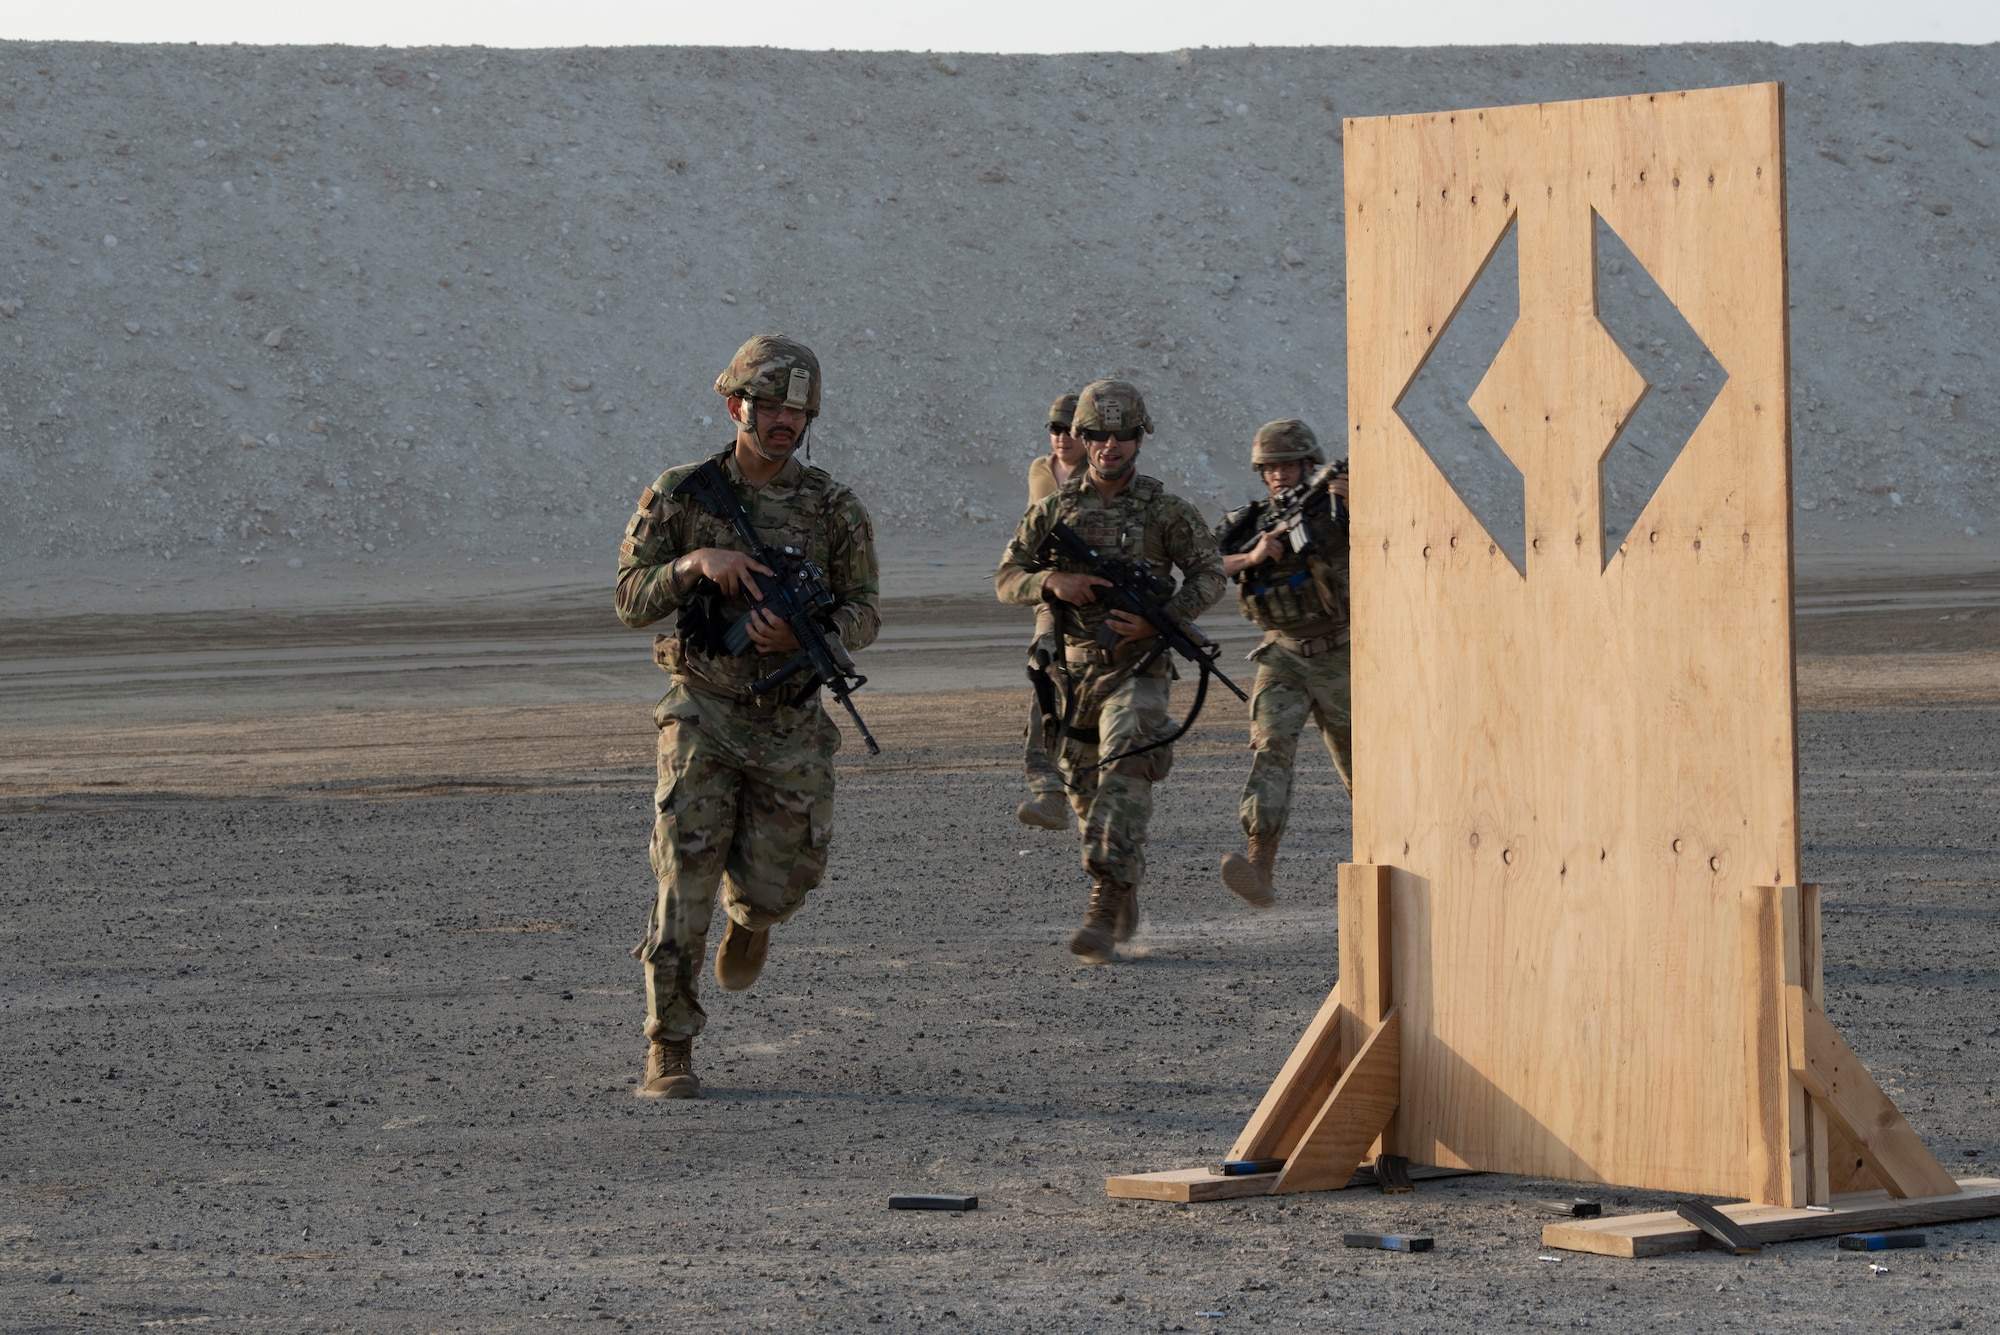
top-left (1345, 85), bottom-right (1799, 1198)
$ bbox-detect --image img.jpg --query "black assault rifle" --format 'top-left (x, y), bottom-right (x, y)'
top-left (1215, 459), bottom-right (1348, 559)
top-left (670, 459), bottom-right (881, 755)
top-left (1033, 519), bottom-right (1246, 769)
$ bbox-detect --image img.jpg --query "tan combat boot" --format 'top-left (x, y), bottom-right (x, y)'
top-left (1016, 791), bottom-right (1069, 831)
top-left (715, 918), bottom-right (770, 991)
top-left (1220, 835), bottom-right (1279, 909)
top-left (1113, 884), bottom-right (1140, 944)
top-left (1068, 880), bottom-right (1129, 962)
top-left (637, 1034), bottom-right (700, 1100)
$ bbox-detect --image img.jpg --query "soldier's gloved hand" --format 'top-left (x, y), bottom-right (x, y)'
top-left (677, 547), bottom-right (776, 598)
top-left (1043, 571), bottom-right (1113, 606)
top-left (745, 606), bottom-right (801, 654)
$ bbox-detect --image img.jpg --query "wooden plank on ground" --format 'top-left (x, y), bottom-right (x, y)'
top-left (1543, 1178), bottom-right (2000, 1258)
top-left (1788, 988), bottom-right (1960, 1199)
top-left (1105, 1161), bottom-right (1477, 1204)
top-left (1104, 1169), bottom-right (1281, 1204)
top-left (1274, 1008), bottom-right (1402, 1195)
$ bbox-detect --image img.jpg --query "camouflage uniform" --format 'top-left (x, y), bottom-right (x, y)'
top-left (1216, 419), bottom-right (1350, 904)
top-left (1021, 392), bottom-right (1079, 807)
top-left (996, 382), bottom-right (1224, 953)
top-left (617, 434), bottom-right (878, 1044)
top-left (1228, 500), bottom-right (1353, 831)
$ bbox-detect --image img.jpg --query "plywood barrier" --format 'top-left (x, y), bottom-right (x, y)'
top-left (1109, 84), bottom-right (1992, 1241)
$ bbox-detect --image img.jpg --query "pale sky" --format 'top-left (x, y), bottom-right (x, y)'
top-left (4, 0), bottom-right (1996, 50)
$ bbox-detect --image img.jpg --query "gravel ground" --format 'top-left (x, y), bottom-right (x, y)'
top-left (2, 702), bottom-right (1996, 1332)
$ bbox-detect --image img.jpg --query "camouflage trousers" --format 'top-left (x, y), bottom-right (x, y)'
top-left (637, 679), bottom-right (840, 1039)
top-left (1240, 640), bottom-right (1352, 842)
top-left (1024, 694), bottom-right (1064, 794)
top-left (1058, 666), bottom-right (1175, 889)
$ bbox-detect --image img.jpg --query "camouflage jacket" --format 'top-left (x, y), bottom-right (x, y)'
top-left (616, 447), bottom-right (880, 697)
top-left (995, 472), bottom-right (1225, 654)
top-left (1218, 500), bottom-right (1349, 638)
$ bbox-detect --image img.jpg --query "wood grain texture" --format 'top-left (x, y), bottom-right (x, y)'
top-left (1543, 1179), bottom-right (2000, 1259)
top-left (1788, 988), bottom-right (1960, 1199)
top-left (1104, 1169), bottom-right (1279, 1203)
top-left (1274, 1008), bottom-right (1402, 1195)
top-left (1346, 84), bottom-right (1801, 1198)
top-left (1228, 995), bottom-right (1348, 1163)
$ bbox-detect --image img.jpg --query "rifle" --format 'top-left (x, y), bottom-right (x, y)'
top-left (1033, 519), bottom-right (1246, 770)
top-left (1217, 459), bottom-right (1349, 559)
top-left (669, 459), bottom-right (881, 755)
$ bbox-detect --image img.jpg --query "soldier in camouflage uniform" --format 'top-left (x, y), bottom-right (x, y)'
top-left (1216, 419), bottom-right (1351, 907)
top-left (616, 334), bottom-right (879, 1099)
top-left (1017, 391), bottom-right (1084, 831)
top-left (996, 379), bottom-right (1230, 961)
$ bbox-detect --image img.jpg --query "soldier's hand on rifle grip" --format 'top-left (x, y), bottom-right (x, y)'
top-left (1104, 609), bottom-right (1160, 648)
top-left (676, 547), bottom-right (776, 599)
top-left (1222, 531), bottom-right (1285, 578)
top-left (744, 606), bottom-right (801, 653)
top-left (1042, 571), bottom-right (1113, 606)
top-left (1330, 472), bottom-right (1349, 503)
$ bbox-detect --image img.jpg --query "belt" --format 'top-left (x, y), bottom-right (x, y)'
top-left (677, 670), bottom-right (821, 713)
top-left (1063, 643), bottom-right (1151, 668)
top-left (1266, 628), bottom-right (1350, 658)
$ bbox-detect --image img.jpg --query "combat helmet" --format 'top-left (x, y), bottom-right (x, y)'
top-left (1071, 379), bottom-right (1155, 437)
top-left (715, 334), bottom-right (820, 460)
top-left (714, 334), bottom-right (821, 416)
top-left (1251, 418), bottom-right (1323, 466)
top-left (1047, 391), bottom-right (1080, 433)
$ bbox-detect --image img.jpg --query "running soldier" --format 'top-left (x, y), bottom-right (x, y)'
top-left (616, 335), bottom-right (879, 1099)
top-left (996, 379), bottom-right (1229, 961)
top-left (1215, 419), bottom-right (1351, 906)
top-left (1017, 391), bottom-right (1084, 831)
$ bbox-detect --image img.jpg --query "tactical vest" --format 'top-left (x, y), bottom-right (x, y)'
top-left (1047, 476), bottom-right (1180, 647)
top-left (1231, 502), bottom-right (1349, 636)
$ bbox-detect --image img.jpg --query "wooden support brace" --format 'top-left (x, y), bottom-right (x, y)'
top-left (1228, 992), bottom-right (1347, 1164)
top-left (1787, 987), bottom-right (1960, 1200)
top-left (1273, 1007), bottom-right (1402, 1195)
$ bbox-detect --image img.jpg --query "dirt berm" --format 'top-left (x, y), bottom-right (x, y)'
top-left (1, 41), bottom-right (1996, 617)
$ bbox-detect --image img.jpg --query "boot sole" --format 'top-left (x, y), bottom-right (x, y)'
top-left (1220, 855), bottom-right (1277, 909)
top-left (636, 1078), bottom-right (701, 1100)
top-left (1016, 802), bottom-right (1068, 831)
top-left (1068, 930), bottom-right (1115, 963)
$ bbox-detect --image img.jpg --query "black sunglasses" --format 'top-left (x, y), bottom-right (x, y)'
top-left (1079, 427), bottom-right (1143, 444)
top-left (1047, 422), bottom-right (1074, 436)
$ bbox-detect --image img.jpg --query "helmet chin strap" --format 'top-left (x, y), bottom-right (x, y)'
top-left (738, 399), bottom-right (812, 463)
top-left (1090, 455), bottom-right (1136, 484)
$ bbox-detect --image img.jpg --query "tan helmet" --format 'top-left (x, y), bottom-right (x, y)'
top-left (1072, 379), bottom-right (1155, 436)
top-left (714, 334), bottom-right (821, 416)
top-left (1252, 418), bottom-right (1322, 465)
top-left (1047, 392), bottom-right (1080, 433)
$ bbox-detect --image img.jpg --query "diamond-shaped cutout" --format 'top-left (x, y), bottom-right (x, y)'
top-left (1593, 213), bottom-right (1730, 563)
top-left (1393, 218), bottom-right (1527, 574)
